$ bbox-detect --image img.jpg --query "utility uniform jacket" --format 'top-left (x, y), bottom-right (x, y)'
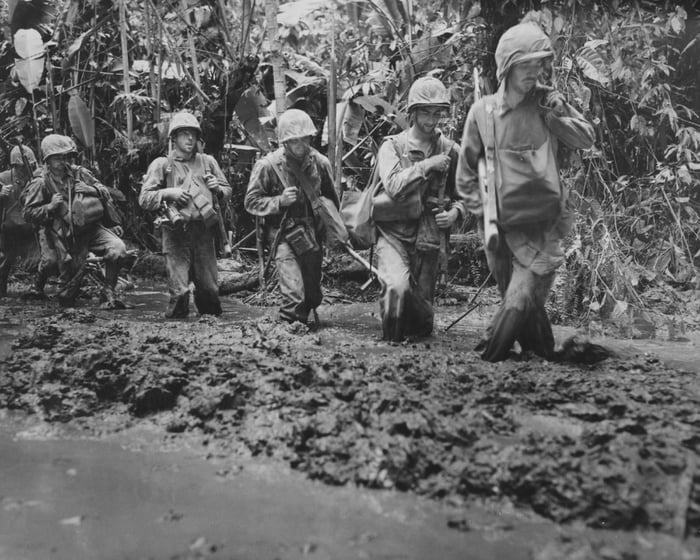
top-left (456, 83), bottom-right (595, 274)
top-left (23, 164), bottom-right (110, 228)
top-left (244, 147), bottom-right (339, 235)
top-left (0, 169), bottom-right (30, 231)
top-left (140, 151), bottom-right (231, 220)
top-left (456, 83), bottom-right (594, 219)
top-left (376, 130), bottom-right (465, 247)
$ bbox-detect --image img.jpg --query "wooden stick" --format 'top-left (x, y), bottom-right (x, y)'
top-left (118, 0), bottom-right (133, 144)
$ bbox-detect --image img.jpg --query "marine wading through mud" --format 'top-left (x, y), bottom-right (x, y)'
top-left (1, 276), bottom-right (700, 558)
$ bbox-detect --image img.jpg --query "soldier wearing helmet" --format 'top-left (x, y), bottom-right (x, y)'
top-left (23, 134), bottom-right (128, 308)
top-left (140, 111), bottom-right (232, 318)
top-left (245, 108), bottom-right (339, 326)
top-left (456, 22), bottom-right (595, 361)
top-left (0, 144), bottom-right (38, 296)
top-left (373, 76), bottom-right (465, 341)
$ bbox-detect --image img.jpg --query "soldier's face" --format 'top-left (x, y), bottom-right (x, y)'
top-left (284, 137), bottom-right (311, 159)
top-left (46, 154), bottom-right (70, 174)
top-left (174, 129), bottom-right (198, 154)
top-left (508, 59), bottom-right (545, 95)
top-left (413, 107), bottom-right (445, 136)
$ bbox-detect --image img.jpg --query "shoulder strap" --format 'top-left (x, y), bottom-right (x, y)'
top-left (286, 158), bottom-right (322, 210)
top-left (483, 100), bottom-right (497, 205)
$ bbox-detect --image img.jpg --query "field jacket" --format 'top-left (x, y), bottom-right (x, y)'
top-left (456, 83), bottom-right (595, 273)
top-left (376, 129), bottom-right (466, 248)
top-left (23, 164), bottom-right (110, 227)
top-left (140, 151), bottom-right (231, 217)
top-left (244, 147), bottom-right (339, 234)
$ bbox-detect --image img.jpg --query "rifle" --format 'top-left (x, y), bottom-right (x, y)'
top-left (206, 173), bottom-right (232, 258)
top-left (473, 67), bottom-right (499, 252)
top-left (260, 208), bottom-right (289, 287)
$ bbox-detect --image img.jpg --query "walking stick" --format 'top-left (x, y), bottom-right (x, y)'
top-left (444, 272), bottom-right (492, 332)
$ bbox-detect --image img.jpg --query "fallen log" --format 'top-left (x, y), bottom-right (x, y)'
top-left (219, 270), bottom-right (259, 294)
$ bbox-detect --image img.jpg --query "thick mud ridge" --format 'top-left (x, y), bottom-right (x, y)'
top-left (1, 304), bottom-right (700, 543)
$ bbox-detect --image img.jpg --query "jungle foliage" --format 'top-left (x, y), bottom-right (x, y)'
top-left (1, 0), bottom-right (699, 328)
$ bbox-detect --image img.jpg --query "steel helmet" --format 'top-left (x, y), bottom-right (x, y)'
top-left (406, 77), bottom-right (450, 112)
top-left (495, 22), bottom-right (553, 84)
top-left (168, 111), bottom-right (201, 137)
top-left (10, 145), bottom-right (37, 167)
top-left (41, 134), bottom-right (77, 161)
top-left (277, 109), bottom-right (317, 143)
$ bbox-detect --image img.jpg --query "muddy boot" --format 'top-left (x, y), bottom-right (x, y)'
top-left (165, 292), bottom-right (190, 319)
top-left (193, 289), bottom-right (222, 316)
top-left (22, 272), bottom-right (49, 300)
top-left (381, 289), bottom-right (404, 342)
top-left (100, 288), bottom-right (126, 310)
top-left (480, 307), bottom-right (525, 362)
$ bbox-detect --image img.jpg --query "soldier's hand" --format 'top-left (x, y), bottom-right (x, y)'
top-left (434, 207), bottom-right (459, 229)
top-left (205, 173), bottom-right (220, 193)
top-left (163, 188), bottom-right (191, 207)
top-left (48, 193), bottom-right (64, 211)
top-left (425, 154), bottom-right (451, 174)
top-left (73, 182), bottom-right (95, 196)
top-left (543, 90), bottom-right (566, 113)
top-left (0, 184), bottom-right (12, 198)
top-left (279, 186), bottom-right (298, 208)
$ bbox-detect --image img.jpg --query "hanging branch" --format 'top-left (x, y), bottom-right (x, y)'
top-left (118, 0), bottom-right (133, 144)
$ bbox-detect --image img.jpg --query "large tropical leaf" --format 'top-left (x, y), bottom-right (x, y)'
top-left (68, 91), bottom-right (95, 148)
top-left (13, 28), bottom-right (45, 94)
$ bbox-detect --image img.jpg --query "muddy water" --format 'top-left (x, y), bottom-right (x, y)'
top-left (0, 414), bottom-right (552, 560)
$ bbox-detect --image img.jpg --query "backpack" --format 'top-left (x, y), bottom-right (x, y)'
top-left (339, 165), bottom-right (380, 250)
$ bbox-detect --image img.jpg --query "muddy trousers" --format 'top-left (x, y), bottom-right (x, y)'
top-left (0, 223), bottom-right (37, 295)
top-left (376, 234), bottom-right (439, 341)
top-left (479, 240), bottom-right (555, 362)
top-left (162, 221), bottom-right (221, 318)
top-left (57, 225), bottom-right (127, 304)
top-left (274, 240), bottom-right (322, 324)
top-left (34, 228), bottom-right (59, 293)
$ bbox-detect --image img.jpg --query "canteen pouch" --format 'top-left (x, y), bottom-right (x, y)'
top-left (285, 223), bottom-right (319, 256)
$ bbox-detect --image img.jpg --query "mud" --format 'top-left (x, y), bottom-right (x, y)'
top-left (1, 284), bottom-right (700, 558)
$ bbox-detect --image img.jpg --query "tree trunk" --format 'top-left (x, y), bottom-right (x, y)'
top-left (118, 0), bottom-right (133, 144)
top-left (264, 0), bottom-right (286, 119)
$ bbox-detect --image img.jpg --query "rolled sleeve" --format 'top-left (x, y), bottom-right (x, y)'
top-left (377, 138), bottom-right (428, 201)
top-left (139, 158), bottom-right (168, 212)
top-left (544, 102), bottom-right (595, 150)
top-left (456, 104), bottom-right (485, 217)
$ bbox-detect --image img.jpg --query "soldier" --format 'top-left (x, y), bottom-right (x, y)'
top-left (140, 111), bottom-right (232, 318)
top-left (0, 145), bottom-right (38, 296)
top-left (373, 77), bottom-right (465, 341)
top-left (244, 108), bottom-right (339, 326)
top-left (23, 134), bottom-right (128, 308)
top-left (456, 22), bottom-right (595, 361)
